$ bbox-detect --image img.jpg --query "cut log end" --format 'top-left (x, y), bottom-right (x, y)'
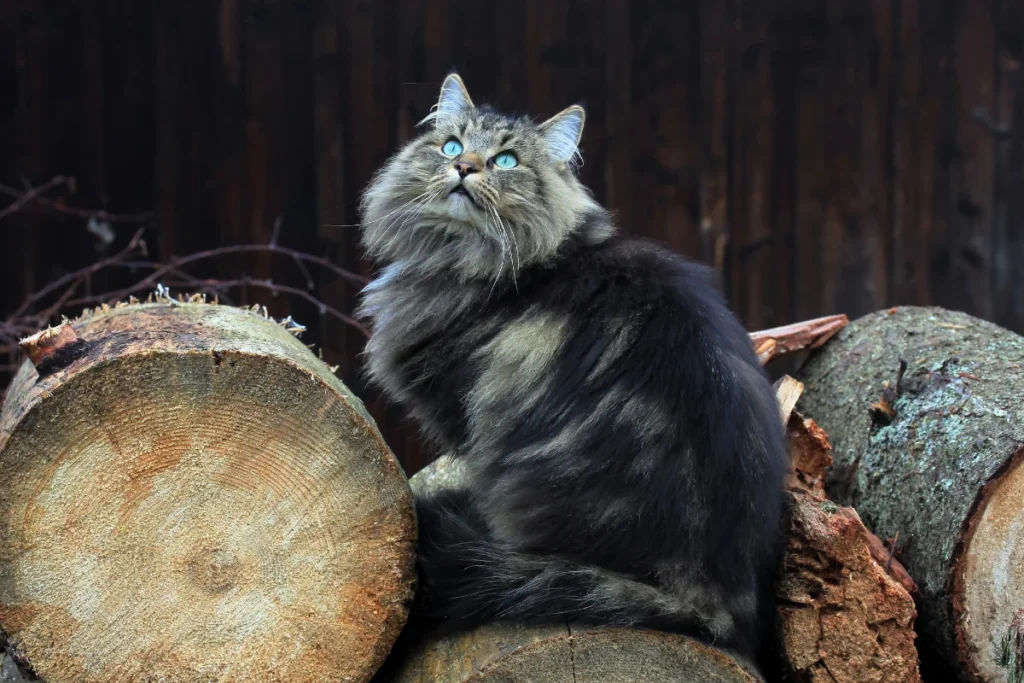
top-left (379, 622), bottom-right (762, 683)
top-left (956, 446), bottom-right (1024, 682)
top-left (0, 303), bottom-right (416, 683)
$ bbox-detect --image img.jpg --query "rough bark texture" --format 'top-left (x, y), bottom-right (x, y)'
top-left (796, 306), bottom-right (1024, 681)
top-left (779, 412), bottom-right (921, 683)
top-left (377, 456), bottom-right (761, 683)
top-left (0, 302), bottom-right (416, 683)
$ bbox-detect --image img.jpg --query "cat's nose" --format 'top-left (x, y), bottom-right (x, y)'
top-left (455, 160), bottom-right (479, 178)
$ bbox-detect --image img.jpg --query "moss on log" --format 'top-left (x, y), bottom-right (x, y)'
top-left (0, 303), bottom-right (416, 683)
top-left (796, 306), bottom-right (1024, 681)
top-left (375, 456), bottom-right (761, 683)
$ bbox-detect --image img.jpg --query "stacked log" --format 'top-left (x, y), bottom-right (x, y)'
top-left (371, 454), bottom-right (763, 683)
top-left (797, 306), bottom-right (1024, 681)
top-left (377, 377), bottom-right (922, 683)
top-left (2, 303), bottom-right (1013, 682)
top-left (0, 302), bottom-right (416, 682)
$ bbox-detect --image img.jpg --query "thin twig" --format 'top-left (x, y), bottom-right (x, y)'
top-left (0, 176), bottom-right (70, 222)
top-left (1, 224), bottom-right (372, 379)
top-left (0, 178), bottom-right (154, 224)
top-left (92, 243), bottom-right (367, 306)
top-left (7, 229), bottom-right (148, 324)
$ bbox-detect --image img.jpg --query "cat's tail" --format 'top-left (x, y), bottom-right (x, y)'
top-left (412, 489), bottom-right (748, 650)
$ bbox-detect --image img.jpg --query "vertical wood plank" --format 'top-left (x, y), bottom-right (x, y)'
top-left (604, 0), bottom-right (633, 226)
top-left (729, 0), bottom-right (775, 329)
top-left (578, 0), bottom-right (609, 205)
top-left (241, 0), bottom-right (314, 298)
top-left (864, 0), bottom-right (893, 312)
top-left (213, 0), bottom-right (246, 261)
top-left (78, 3), bottom-right (107, 210)
top-left (395, 0), bottom-right (429, 142)
top-left (450, 0), bottom-right (498, 102)
top-left (769, 3), bottom-right (797, 328)
top-left (941, 0), bottom-right (997, 320)
top-left (153, 1), bottom-right (223, 261)
top-left (626, 0), bottom-right (701, 258)
top-left (791, 0), bottom-right (828, 322)
top-left (313, 0), bottom-right (345, 236)
top-left (100, 0), bottom-right (156, 228)
top-left (493, 1), bottom-right (528, 110)
top-left (698, 0), bottom-right (731, 276)
top-left (5, 2), bottom-right (85, 306)
top-left (312, 0), bottom-right (351, 386)
top-left (992, 0), bottom-right (1023, 330)
top-left (891, 0), bottom-right (929, 307)
top-left (816, 0), bottom-right (892, 320)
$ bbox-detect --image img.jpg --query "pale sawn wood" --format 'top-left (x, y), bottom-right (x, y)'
top-left (0, 302), bottom-right (416, 683)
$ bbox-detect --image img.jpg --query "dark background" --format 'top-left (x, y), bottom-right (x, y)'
top-left (2, 0), bottom-right (1022, 473)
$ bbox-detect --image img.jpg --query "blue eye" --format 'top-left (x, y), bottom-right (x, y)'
top-left (494, 152), bottom-right (518, 169)
top-left (442, 139), bottom-right (463, 156)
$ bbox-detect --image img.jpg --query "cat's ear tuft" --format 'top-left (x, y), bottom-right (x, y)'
top-left (539, 105), bottom-right (585, 165)
top-left (434, 72), bottom-right (475, 122)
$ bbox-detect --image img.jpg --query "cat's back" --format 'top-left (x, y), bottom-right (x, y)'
top-left (539, 233), bottom-right (751, 357)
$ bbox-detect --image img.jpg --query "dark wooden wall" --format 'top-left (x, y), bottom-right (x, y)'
top-left (2, 0), bottom-right (1023, 473)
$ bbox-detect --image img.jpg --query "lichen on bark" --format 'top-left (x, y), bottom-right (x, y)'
top-left (797, 306), bottom-right (1024, 678)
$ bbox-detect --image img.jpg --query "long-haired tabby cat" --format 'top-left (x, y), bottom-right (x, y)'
top-left (357, 73), bottom-right (789, 665)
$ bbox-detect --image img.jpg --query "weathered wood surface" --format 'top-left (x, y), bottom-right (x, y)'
top-left (750, 314), bottom-right (850, 362)
top-left (4, 1), bottom-right (1024, 476)
top-left (779, 411), bottom-right (921, 683)
top-left (0, 302), bottom-right (416, 682)
top-left (376, 621), bottom-right (761, 683)
top-left (796, 306), bottom-right (1024, 681)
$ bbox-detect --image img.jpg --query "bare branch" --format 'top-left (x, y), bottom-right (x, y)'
top-left (0, 176), bottom-right (70, 222)
top-left (0, 177), bottom-right (154, 224)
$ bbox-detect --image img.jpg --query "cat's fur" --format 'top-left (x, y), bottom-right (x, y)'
top-left (356, 73), bottom-right (790, 663)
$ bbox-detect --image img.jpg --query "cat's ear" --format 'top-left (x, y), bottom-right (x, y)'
top-left (539, 105), bottom-right (585, 164)
top-left (434, 73), bottom-right (475, 122)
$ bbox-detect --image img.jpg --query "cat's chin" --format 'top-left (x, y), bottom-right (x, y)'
top-left (444, 192), bottom-right (482, 221)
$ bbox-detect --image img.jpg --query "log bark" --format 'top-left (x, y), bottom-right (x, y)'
top-left (0, 302), bottom-right (416, 683)
top-left (796, 305), bottom-right (1024, 681)
top-left (374, 456), bottom-right (762, 683)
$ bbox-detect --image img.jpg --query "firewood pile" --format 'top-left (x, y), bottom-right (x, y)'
top-left (0, 301), bottom-right (1019, 682)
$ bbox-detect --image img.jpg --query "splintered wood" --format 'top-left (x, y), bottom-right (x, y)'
top-left (772, 379), bottom-right (921, 683)
top-left (796, 306), bottom-right (1024, 681)
top-left (750, 314), bottom-right (849, 365)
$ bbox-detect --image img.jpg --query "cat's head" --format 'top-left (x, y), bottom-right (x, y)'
top-left (359, 73), bottom-right (610, 281)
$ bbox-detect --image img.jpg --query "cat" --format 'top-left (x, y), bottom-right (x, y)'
top-left (356, 72), bottom-right (790, 665)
